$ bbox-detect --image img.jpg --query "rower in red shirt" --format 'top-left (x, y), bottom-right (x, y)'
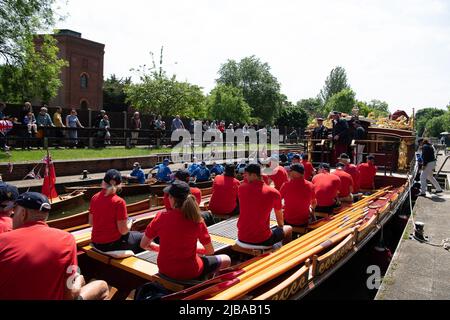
top-left (264, 157), bottom-right (289, 191)
top-left (280, 164), bottom-right (317, 226)
top-left (300, 154), bottom-right (316, 181)
top-left (209, 164), bottom-right (240, 216)
top-left (163, 169), bottom-right (202, 210)
top-left (332, 162), bottom-right (354, 202)
top-left (0, 192), bottom-right (109, 300)
top-left (338, 153), bottom-right (361, 193)
top-left (89, 169), bottom-right (143, 253)
top-left (140, 181), bottom-right (231, 280)
top-left (0, 183), bottom-right (18, 234)
top-left (358, 154), bottom-right (377, 190)
top-left (312, 163), bottom-right (341, 214)
top-left (238, 164), bottom-right (292, 247)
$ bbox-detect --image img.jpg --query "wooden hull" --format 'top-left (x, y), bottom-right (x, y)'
top-left (49, 191), bottom-right (85, 213)
top-left (65, 180), bottom-right (213, 199)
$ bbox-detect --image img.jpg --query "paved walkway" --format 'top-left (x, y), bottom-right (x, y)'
top-left (376, 154), bottom-right (450, 300)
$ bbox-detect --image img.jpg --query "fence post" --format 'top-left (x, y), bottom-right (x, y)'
top-left (88, 109), bottom-right (92, 127)
top-left (123, 111), bottom-right (127, 141)
top-left (89, 137), bottom-right (94, 149)
top-left (44, 137), bottom-right (48, 149)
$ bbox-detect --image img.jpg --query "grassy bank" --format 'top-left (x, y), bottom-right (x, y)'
top-left (0, 147), bottom-right (171, 163)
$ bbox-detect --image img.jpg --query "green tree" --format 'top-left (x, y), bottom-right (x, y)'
top-left (415, 108), bottom-right (446, 136)
top-left (319, 66), bottom-right (350, 104)
top-left (296, 97), bottom-right (324, 119)
top-left (0, 34), bottom-right (67, 103)
top-left (217, 55), bottom-right (283, 124)
top-left (103, 74), bottom-right (131, 110)
top-left (425, 113), bottom-right (450, 137)
top-left (367, 99), bottom-right (389, 117)
top-left (0, 0), bottom-right (62, 65)
top-left (206, 84), bottom-right (251, 123)
top-left (324, 88), bottom-right (356, 115)
top-left (275, 105), bottom-right (308, 129)
top-left (125, 73), bottom-right (206, 118)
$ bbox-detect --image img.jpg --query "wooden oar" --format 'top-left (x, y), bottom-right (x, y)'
top-left (209, 228), bottom-right (356, 300)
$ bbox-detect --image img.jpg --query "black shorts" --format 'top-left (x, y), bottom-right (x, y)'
top-left (199, 255), bottom-right (222, 278)
top-left (315, 201), bottom-right (341, 214)
top-left (240, 226), bottom-right (284, 247)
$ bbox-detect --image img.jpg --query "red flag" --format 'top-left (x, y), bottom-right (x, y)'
top-left (42, 155), bottom-right (58, 200)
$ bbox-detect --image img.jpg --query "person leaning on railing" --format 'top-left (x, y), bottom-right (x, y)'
top-left (53, 107), bottom-right (66, 148)
top-left (418, 138), bottom-right (443, 196)
top-left (36, 107), bottom-right (55, 144)
top-left (66, 109), bottom-right (84, 148)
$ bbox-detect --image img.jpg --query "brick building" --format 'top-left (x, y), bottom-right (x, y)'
top-left (34, 30), bottom-right (105, 110)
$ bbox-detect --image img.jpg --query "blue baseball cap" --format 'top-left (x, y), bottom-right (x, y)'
top-left (15, 192), bottom-right (51, 212)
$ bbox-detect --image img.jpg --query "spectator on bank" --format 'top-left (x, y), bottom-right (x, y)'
top-left (189, 118), bottom-right (195, 134)
top-left (203, 120), bottom-right (210, 132)
top-left (66, 109), bottom-right (84, 148)
top-left (131, 112), bottom-right (141, 146)
top-left (52, 107), bottom-right (65, 149)
top-left (23, 111), bottom-right (37, 150)
top-left (21, 102), bottom-right (32, 123)
top-left (154, 115), bottom-right (163, 130)
top-left (94, 110), bottom-right (106, 128)
top-left (36, 107), bottom-right (54, 127)
top-left (171, 115), bottom-right (185, 132)
top-left (218, 121), bottom-right (225, 133)
top-left (99, 114), bottom-right (111, 145)
top-left (0, 102), bottom-right (6, 120)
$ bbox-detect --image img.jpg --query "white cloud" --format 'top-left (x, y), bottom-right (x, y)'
top-left (55, 0), bottom-right (450, 113)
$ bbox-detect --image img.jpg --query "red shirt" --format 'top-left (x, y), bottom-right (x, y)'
top-left (90, 190), bottom-right (128, 244)
top-left (344, 164), bottom-right (360, 192)
top-left (0, 216), bottom-right (12, 233)
top-left (301, 160), bottom-right (315, 180)
top-left (267, 166), bottom-right (289, 191)
top-left (332, 169), bottom-right (354, 197)
top-left (238, 180), bottom-right (282, 243)
top-left (0, 221), bottom-right (77, 300)
top-left (144, 209), bottom-right (211, 280)
top-left (358, 163), bottom-right (377, 189)
top-left (209, 175), bottom-right (240, 215)
top-left (280, 177), bottom-right (315, 226)
top-left (312, 172), bottom-right (341, 207)
top-left (163, 187), bottom-right (202, 210)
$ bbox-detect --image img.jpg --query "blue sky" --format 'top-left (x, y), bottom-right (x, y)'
top-left (55, 0), bottom-right (450, 114)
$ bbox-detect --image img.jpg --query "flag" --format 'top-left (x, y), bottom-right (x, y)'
top-left (42, 155), bottom-right (58, 200)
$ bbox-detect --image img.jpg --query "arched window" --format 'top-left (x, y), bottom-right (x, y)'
top-left (80, 73), bottom-right (89, 89)
top-left (80, 100), bottom-right (88, 110)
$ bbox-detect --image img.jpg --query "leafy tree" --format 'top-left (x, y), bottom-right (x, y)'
top-left (275, 105), bottom-right (308, 130)
top-left (425, 113), bottom-right (450, 137)
top-left (125, 72), bottom-right (206, 119)
top-left (0, 34), bottom-right (67, 103)
top-left (367, 99), bottom-right (389, 117)
top-left (0, 0), bottom-right (62, 65)
top-left (206, 84), bottom-right (251, 123)
top-left (319, 66), bottom-right (350, 104)
top-left (296, 97), bottom-right (324, 119)
top-left (217, 55), bottom-right (283, 124)
top-left (355, 100), bottom-right (372, 117)
top-left (324, 88), bottom-right (356, 115)
top-left (415, 108), bottom-right (446, 136)
top-left (103, 74), bottom-right (131, 110)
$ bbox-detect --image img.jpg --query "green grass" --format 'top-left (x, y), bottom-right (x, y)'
top-left (0, 147), bottom-right (172, 164)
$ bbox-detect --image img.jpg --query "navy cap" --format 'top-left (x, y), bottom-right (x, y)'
top-left (338, 153), bottom-right (350, 160)
top-left (290, 164), bottom-right (305, 174)
top-left (163, 180), bottom-right (190, 200)
top-left (367, 154), bottom-right (375, 160)
top-left (336, 162), bottom-right (346, 168)
top-left (319, 163), bottom-right (330, 171)
top-left (15, 192), bottom-right (51, 212)
top-left (174, 169), bottom-right (190, 182)
top-left (244, 164), bottom-right (261, 176)
top-left (104, 169), bottom-right (122, 185)
top-left (292, 154), bottom-right (301, 160)
top-left (163, 158), bottom-right (170, 163)
top-left (0, 183), bottom-right (19, 210)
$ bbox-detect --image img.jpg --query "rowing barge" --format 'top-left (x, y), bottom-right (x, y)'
top-left (75, 162), bottom-right (414, 300)
top-left (49, 187), bottom-right (213, 231)
top-left (48, 190), bottom-right (86, 213)
top-left (64, 180), bottom-right (213, 199)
